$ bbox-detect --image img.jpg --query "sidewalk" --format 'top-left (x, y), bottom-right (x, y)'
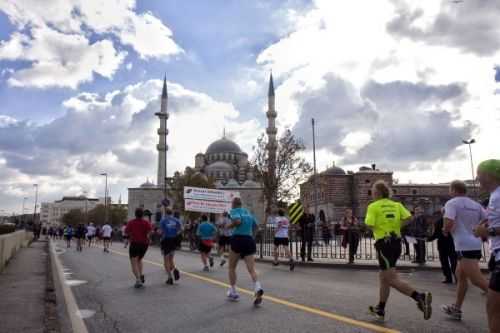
top-left (0, 240), bottom-right (52, 333)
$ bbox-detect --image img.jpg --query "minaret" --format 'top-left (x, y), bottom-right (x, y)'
top-left (155, 75), bottom-right (169, 193)
top-left (266, 73), bottom-right (278, 211)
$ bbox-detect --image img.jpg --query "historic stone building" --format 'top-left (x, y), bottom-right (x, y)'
top-left (300, 163), bottom-right (473, 222)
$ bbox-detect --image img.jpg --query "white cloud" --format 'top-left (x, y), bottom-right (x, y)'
top-left (0, 0), bottom-right (182, 88)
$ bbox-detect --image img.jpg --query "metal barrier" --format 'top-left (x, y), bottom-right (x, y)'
top-left (256, 226), bottom-right (491, 264)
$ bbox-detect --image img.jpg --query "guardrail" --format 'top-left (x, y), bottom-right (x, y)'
top-left (0, 230), bottom-right (33, 272)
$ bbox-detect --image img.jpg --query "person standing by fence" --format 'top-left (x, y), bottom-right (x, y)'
top-left (299, 213), bottom-right (315, 262)
top-left (319, 210), bottom-right (331, 246)
top-left (341, 208), bottom-right (360, 264)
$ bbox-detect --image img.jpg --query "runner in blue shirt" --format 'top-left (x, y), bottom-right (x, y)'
top-left (160, 208), bottom-right (182, 285)
top-left (197, 215), bottom-right (217, 271)
top-left (226, 197), bottom-right (263, 306)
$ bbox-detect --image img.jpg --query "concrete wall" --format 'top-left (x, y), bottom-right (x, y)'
top-left (0, 230), bottom-right (32, 272)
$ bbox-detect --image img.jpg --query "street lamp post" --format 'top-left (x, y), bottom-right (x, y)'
top-left (100, 173), bottom-right (108, 225)
top-left (311, 118), bottom-right (319, 224)
top-left (33, 184), bottom-right (38, 225)
top-left (462, 139), bottom-right (477, 198)
top-left (83, 190), bottom-right (88, 224)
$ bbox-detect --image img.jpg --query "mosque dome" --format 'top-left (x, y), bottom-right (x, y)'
top-left (206, 137), bottom-right (242, 155)
top-left (140, 180), bottom-right (155, 188)
top-left (225, 178), bottom-right (241, 188)
top-left (322, 166), bottom-right (346, 176)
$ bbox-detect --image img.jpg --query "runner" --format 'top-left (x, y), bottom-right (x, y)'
top-left (121, 223), bottom-right (129, 248)
top-left (125, 208), bottom-right (153, 288)
top-left (365, 180), bottom-right (432, 322)
top-left (197, 215), bottom-right (217, 271)
top-left (441, 180), bottom-right (489, 321)
top-left (102, 222), bottom-right (113, 253)
top-left (474, 159), bottom-right (500, 333)
top-left (217, 212), bottom-right (232, 267)
top-left (74, 223), bottom-right (87, 252)
top-left (159, 208), bottom-right (182, 285)
top-left (272, 209), bottom-right (295, 271)
top-left (86, 222), bottom-right (96, 247)
top-left (63, 225), bottom-right (73, 248)
top-left (226, 197), bottom-right (264, 306)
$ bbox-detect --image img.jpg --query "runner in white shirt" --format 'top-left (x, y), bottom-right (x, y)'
top-left (86, 223), bottom-right (96, 247)
top-left (272, 209), bottom-right (294, 271)
top-left (441, 180), bottom-right (488, 321)
top-left (217, 212), bottom-right (233, 267)
top-left (474, 159), bottom-right (500, 333)
top-left (102, 223), bottom-right (113, 253)
top-left (121, 223), bottom-right (129, 248)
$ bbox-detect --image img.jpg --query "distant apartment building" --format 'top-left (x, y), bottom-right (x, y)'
top-left (40, 196), bottom-right (105, 226)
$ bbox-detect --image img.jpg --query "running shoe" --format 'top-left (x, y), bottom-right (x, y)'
top-left (173, 269), bottom-right (180, 281)
top-left (209, 256), bottom-right (214, 267)
top-left (166, 278), bottom-right (173, 285)
top-left (254, 288), bottom-right (264, 306)
top-left (441, 304), bottom-right (462, 321)
top-left (272, 261), bottom-right (279, 266)
top-left (134, 281), bottom-right (143, 289)
top-left (140, 275), bottom-right (145, 284)
top-left (416, 292), bottom-right (432, 320)
top-left (368, 305), bottom-right (385, 322)
top-left (289, 259), bottom-right (295, 271)
top-left (227, 289), bottom-right (240, 302)
top-left (203, 266), bottom-right (209, 272)
top-left (220, 259), bottom-right (226, 267)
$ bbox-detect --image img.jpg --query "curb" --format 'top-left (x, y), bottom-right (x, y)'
top-left (49, 240), bottom-right (89, 333)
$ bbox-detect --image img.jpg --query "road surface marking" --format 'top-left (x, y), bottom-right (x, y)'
top-left (109, 248), bottom-right (400, 333)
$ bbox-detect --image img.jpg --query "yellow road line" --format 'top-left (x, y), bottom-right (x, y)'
top-left (109, 248), bottom-right (400, 333)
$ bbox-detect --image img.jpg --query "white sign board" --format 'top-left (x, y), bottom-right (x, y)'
top-left (184, 186), bottom-right (240, 214)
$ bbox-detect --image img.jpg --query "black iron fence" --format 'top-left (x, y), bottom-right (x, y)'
top-left (256, 226), bottom-right (491, 264)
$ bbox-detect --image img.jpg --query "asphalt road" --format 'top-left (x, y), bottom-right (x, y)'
top-left (54, 240), bottom-right (489, 333)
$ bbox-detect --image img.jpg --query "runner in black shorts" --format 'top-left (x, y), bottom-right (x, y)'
top-left (160, 208), bottom-right (182, 284)
top-left (227, 197), bottom-right (263, 306)
top-left (125, 208), bottom-right (153, 288)
top-left (271, 209), bottom-right (294, 270)
top-left (365, 181), bottom-right (432, 322)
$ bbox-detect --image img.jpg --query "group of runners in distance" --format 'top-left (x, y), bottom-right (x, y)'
top-left (53, 221), bottom-right (114, 252)
top-left (51, 158), bottom-right (500, 332)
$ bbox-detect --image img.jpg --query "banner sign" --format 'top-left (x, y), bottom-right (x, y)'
top-left (184, 186), bottom-right (240, 214)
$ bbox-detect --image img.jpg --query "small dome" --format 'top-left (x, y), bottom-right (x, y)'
top-left (205, 161), bottom-right (234, 171)
top-left (242, 180), bottom-right (260, 188)
top-left (192, 172), bottom-right (209, 182)
top-left (140, 180), bottom-right (155, 188)
top-left (225, 179), bottom-right (241, 188)
top-left (206, 137), bottom-right (242, 155)
top-left (322, 165), bottom-right (346, 175)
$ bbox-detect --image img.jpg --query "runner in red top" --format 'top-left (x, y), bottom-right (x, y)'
top-left (125, 208), bottom-right (153, 288)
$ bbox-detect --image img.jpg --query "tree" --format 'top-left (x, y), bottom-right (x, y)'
top-left (62, 209), bottom-right (85, 227)
top-left (87, 204), bottom-right (128, 226)
top-left (252, 129), bottom-right (313, 212)
top-left (170, 167), bottom-right (215, 221)
top-left (110, 205), bottom-right (128, 226)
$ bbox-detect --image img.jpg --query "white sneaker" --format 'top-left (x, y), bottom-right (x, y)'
top-left (227, 289), bottom-right (240, 302)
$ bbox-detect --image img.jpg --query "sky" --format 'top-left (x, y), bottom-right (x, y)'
top-left (0, 0), bottom-right (499, 214)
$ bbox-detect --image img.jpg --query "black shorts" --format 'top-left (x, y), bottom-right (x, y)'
top-left (123, 235), bottom-right (129, 240)
top-left (274, 237), bottom-right (289, 247)
top-left (456, 250), bottom-right (482, 260)
top-left (218, 236), bottom-right (231, 247)
top-left (375, 238), bottom-right (401, 270)
top-left (489, 256), bottom-right (500, 292)
top-left (103, 236), bottom-right (111, 241)
top-left (129, 242), bottom-right (148, 259)
top-left (230, 235), bottom-right (256, 259)
top-left (86, 235), bottom-right (94, 240)
top-left (64, 235), bottom-right (72, 241)
top-left (198, 241), bottom-right (213, 254)
top-left (161, 238), bottom-right (177, 256)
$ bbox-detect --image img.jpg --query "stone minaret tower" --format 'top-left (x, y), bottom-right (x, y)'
top-left (155, 76), bottom-right (169, 192)
top-left (266, 73), bottom-right (278, 211)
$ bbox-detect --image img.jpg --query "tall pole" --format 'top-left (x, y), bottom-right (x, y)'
top-left (33, 184), bottom-right (38, 225)
top-left (311, 118), bottom-right (318, 223)
top-left (22, 197), bottom-right (27, 225)
top-left (83, 190), bottom-right (88, 224)
top-left (462, 139), bottom-right (477, 198)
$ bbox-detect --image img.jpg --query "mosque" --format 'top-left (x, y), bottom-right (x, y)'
top-left (127, 76), bottom-right (278, 223)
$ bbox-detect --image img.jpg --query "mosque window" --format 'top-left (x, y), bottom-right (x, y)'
top-left (368, 190), bottom-right (372, 196)
top-left (412, 189), bottom-right (417, 195)
top-left (365, 179), bottom-right (370, 183)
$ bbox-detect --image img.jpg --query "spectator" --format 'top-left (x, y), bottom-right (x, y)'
top-left (341, 208), bottom-right (360, 264)
top-left (428, 210), bottom-right (456, 284)
top-left (408, 207), bottom-right (428, 264)
top-left (319, 211), bottom-right (331, 246)
top-left (299, 213), bottom-right (315, 262)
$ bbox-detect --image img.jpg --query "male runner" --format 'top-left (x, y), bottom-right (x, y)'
top-left (86, 223), bottom-right (96, 247)
top-left (227, 197), bottom-right (264, 306)
top-left (441, 180), bottom-right (489, 320)
top-left (64, 225), bottom-right (73, 248)
top-left (474, 159), bottom-right (500, 333)
top-left (102, 222), bottom-right (113, 253)
top-left (272, 209), bottom-right (295, 271)
top-left (160, 208), bottom-right (182, 284)
top-left (125, 208), bottom-right (153, 288)
top-left (217, 212), bottom-right (233, 267)
top-left (74, 223), bottom-right (86, 252)
top-left (366, 180), bottom-right (432, 322)
top-left (197, 215), bottom-right (217, 271)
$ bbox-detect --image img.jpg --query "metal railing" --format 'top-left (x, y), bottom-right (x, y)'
top-left (255, 226), bottom-right (491, 264)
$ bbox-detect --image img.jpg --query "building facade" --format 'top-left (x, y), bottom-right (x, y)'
top-left (300, 164), bottom-right (474, 222)
top-left (40, 196), bottom-right (104, 226)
